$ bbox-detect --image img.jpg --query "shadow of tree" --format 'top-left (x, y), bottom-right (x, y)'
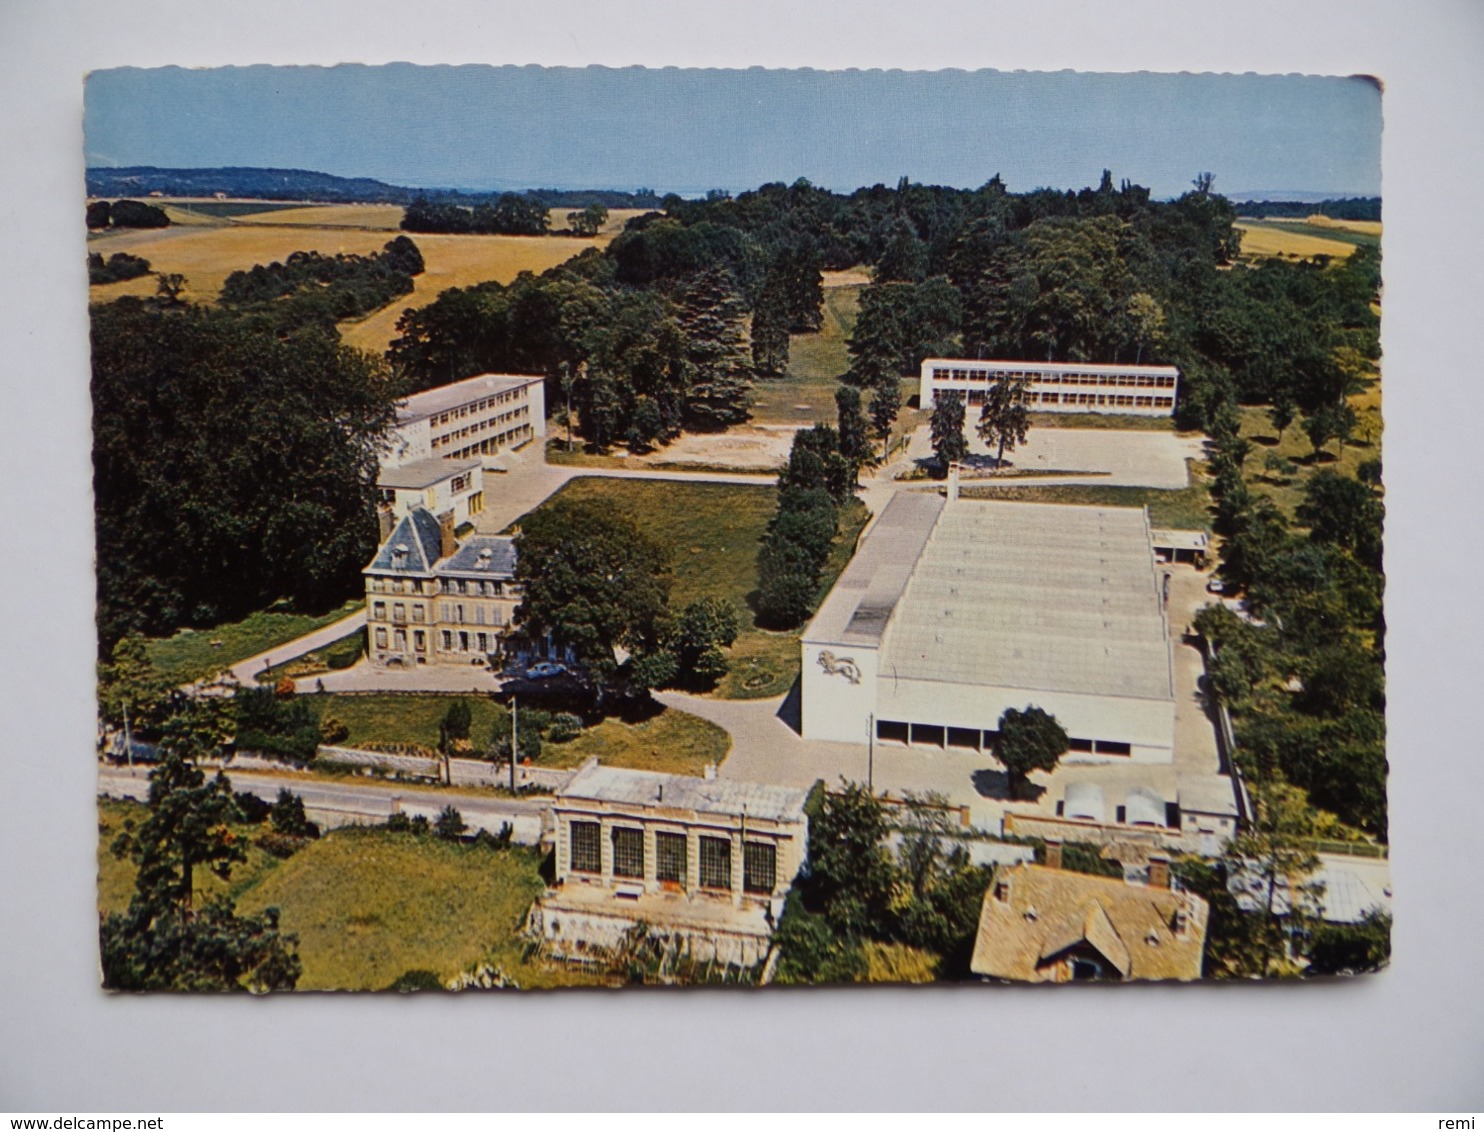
top-left (971, 767), bottom-right (1046, 803)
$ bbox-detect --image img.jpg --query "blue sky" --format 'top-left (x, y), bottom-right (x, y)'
top-left (85, 64), bottom-right (1381, 199)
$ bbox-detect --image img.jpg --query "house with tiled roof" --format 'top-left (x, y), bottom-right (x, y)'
top-left (969, 846), bottom-right (1209, 983)
top-left (363, 508), bottom-right (523, 669)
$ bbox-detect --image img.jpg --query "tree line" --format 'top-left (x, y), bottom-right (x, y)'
top-left (219, 235), bottom-right (425, 325)
top-left (87, 199), bottom-right (171, 230)
top-left (88, 251), bottom-right (152, 285)
top-left (401, 195), bottom-right (551, 236)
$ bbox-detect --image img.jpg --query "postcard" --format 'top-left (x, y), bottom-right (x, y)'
top-left (87, 63), bottom-right (1388, 990)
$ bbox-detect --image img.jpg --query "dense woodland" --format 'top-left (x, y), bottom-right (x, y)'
top-left (91, 292), bottom-right (401, 652)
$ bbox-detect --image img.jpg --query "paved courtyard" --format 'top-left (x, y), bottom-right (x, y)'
top-left (960, 426), bottom-right (1204, 489)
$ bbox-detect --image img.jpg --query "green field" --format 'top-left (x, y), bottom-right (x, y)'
top-left (962, 461), bottom-right (1214, 531)
top-left (525, 477), bottom-right (869, 698)
top-left (143, 600), bottom-right (364, 682)
top-left (1237, 393), bottom-right (1382, 522)
top-left (751, 286), bottom-right (862, 424)
top-left (1235, 217), bottom-right (1381, 250)
top-left (542, 707), bottom-right (730, 774)
top-left (300, 691), bottom-right (728, 774)
top-left (100, 799), bottom-right (601, 990)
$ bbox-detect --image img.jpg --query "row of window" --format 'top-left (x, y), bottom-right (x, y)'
top-left (429, 389), bottom-right (527, 429)
top-left (930, 368), bottom-right (1176, 389)
top-left (438, 602), bottom-right (505, 626)
top-left (569, 822), bottom-right (777, 894)
top-left (431, 406), bottom-right (529, 448)
top-left (372, 626), bottom-right (499, 654)
top-left (441, 424), bottom-right (534, 462)
top-left (875, 719), bottom-right (1131, 756)
top-left (372, 601), bottom-right (424, 623)
top-left (959, 391), bottom-right (1174, 409)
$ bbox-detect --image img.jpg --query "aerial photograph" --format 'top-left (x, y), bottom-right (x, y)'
top-left (86, 63), bottom-right (1388, 991)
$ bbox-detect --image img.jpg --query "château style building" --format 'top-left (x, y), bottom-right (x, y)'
top-left (363, 508), bottom-right (522, 668)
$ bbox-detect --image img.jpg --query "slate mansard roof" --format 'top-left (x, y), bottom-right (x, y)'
top-left (366, 509), bottom-right (444, 576)
top-left (440, 536), bottom-right (517, 578)
top-left (364, 514), bottom-right (517, 581)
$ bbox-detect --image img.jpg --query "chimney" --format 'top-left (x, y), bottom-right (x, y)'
top-left (947, 461), bottom-right (961, 503)
top-left (438, 510), bottom-right (457, 561)
top-left (1148, 854), bottom-right (1170, 890)
top-left (994, 875), bottom-right (1012, 904)
top-left (703, 763), bottom-right (717, 781)
top-left (1044, 838), bottom-right (1063, 871)
top-left (377, 505), bottom-right (395, 541)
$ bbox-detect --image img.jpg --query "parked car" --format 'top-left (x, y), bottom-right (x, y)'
top-left (526, 661), bottom-right (568, 679)
top-left (1205, 577), bottom-right (1226, 594)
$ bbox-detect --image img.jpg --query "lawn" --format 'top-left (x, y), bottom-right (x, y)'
top-left (257, 627), bottom-right (366, 684)
top-left (142, 600), bottom-right (364, 682)
top-left (1236, 391), bottom-right (1382, 522)
top-left (97, 799), bottom-right (284, 916)
top-left (233, 829), bottom-right (558, 990)
top-left (303, 692), bottom-right (509, 751)
top-left (962, 460), bottom-right (1214, 531)
top-left (527, 478), bottom-right (870, 698)
top-left (539, 707), bottom-right (731, 775)
top-left (751, 285), bottom-right (862, 424)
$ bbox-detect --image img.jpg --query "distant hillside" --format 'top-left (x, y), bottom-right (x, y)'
top-left (1231, 196), bottom-right (1381, 221)
top-left (85, 166), bottom-right (663, 210)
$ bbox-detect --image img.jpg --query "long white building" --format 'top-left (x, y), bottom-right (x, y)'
top-left (920, 358), bottom-right (1179, 417)
top-left (385, 372), bottom-right (546, 470)
top-left (801, 489), bottom-right (1177, 763)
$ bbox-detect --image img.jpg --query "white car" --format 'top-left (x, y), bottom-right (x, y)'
top-left (1205, 577), bottom-right (1227, 594)
top-left (526, 662), bottom-right (567, 679)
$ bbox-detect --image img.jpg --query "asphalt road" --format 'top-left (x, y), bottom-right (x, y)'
top-left (97, 764), bottom-right (549, 845)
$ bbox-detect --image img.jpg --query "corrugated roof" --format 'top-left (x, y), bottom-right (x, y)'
top-left (439, 536), bottom-right (517, 578)
top-left (803, 492), bottom-right (943, 647)
top-left (378, 456), bottom-right (482, 491)
top-left (397, 373), bottom-right (542, 425)
top-left (366, 509), bottom-right (443, 575)
top-left (883, 500), bottom-right (1174, 701)
top-left (556, 763), bottom-right (810, 824)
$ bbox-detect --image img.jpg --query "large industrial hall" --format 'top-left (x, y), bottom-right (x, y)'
top-left (801, 486), bottom-right (1177, 763)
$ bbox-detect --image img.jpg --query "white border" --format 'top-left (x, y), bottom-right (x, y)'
top-left (2, 0), bottom-right (1482, 1111)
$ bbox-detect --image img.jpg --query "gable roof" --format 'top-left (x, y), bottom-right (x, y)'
top-left (366, 509), bottom-right (443, 575)
top-left (970, 863), bottom-right (1208, 982)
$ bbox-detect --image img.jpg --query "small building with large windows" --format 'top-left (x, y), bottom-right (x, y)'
top-left (920, 358), bottom-right (1179, 417)
top-left (363, 507), bottom-right (523, 668)
top-left (376, 456), bottom-right (485, 530)
top-left (529, 761), bottom-right (813, 968)
top-left (801, 489), bottom-right (1177, 763)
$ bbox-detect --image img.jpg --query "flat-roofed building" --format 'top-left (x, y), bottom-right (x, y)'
top-left (802, 491), bottom-right (1177, 763)
top-left (530, 761), bottom-right (812, 968)
top-left (920, 358), bottom-right (1178, 417)
top-left (385, 372), bottom-right (546, 469)
top-left (377, 456), bottom-right (484, 529)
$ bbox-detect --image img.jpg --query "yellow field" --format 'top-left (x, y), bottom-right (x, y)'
top-left (87, 205), bottom-right (648, 355)
top-left (1299, 215), bottom-right (1382, 236)
top-left (232, 203), bottom-right (407, 229)
top-left (1233, 221), bottom-right (1357, 260)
